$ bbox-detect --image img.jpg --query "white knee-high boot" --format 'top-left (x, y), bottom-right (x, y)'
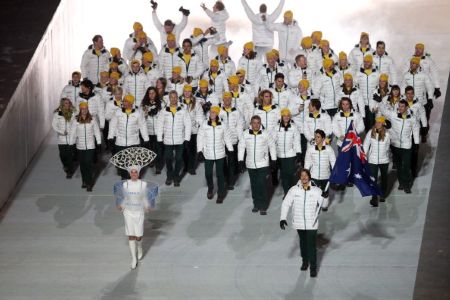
top-left (137, 240), bottom-right (143, 260)
top-left (129, 240), bottom-right (137, 269)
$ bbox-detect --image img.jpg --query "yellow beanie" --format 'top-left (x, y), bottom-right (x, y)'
top-left (100, 71), bottom-right (109, 77)
top-left (124, 94), bottom-right (135, 104)
top-left (410, 56), bottom-right (421, 65)
top-left (131, 59), bottom-right (141, 65)
top-left (228, 75), bottom-right (239, 85)
top-left (133, 22), bottom-right (143, 31)
top-left (339, 51), bottom-right (347, 60)
top-left (320, 39), bottom-right (329, 47)
top-left (223, 91), bottom-right (232, 98)
top-left (137, 31), bottom-right (147, 39)
top-left (311, 31), bottom-right (322, 41)
top-left (210, 59), bottom-right (219, 67)
top-left (301, 36), bottom-right (313, 49)
top-left (210, 106), bottom-right (221, 114)
top-left (266, 51), bottom-right (276, 59)
top-left (143, 52), bottom-right (154, 62)
top-left (217, 45), bottom-right (227, 56)
top-left (110, 72), bottom-right (120, 80)
top-left (79, 102), bottom-right (88, 109)
top-left (236, 68), bottom-right (246, 76)
top-left (379, 73), bottom-right (389, 82)
top-left (360, 32), bottom-right (369, 39)
top-left (272, 49), bottom-right (280, 57)
top-left (172, 66), bottom-right (182, 74)
top-left (280, 108), bottom-right (291, 116)
top-left (299, 79), bottom-right (310, 90)
top-left (183, 84), bottom-right (193, 92)
top-left (199, 79), bottom-right (209, 88)
top-left (193, 27), bottom-right (203, 37)
top-left (363, 55), bottom-right (373, 63)
top-left (109, 62), bottom-right (118, 69)
top-left (284, 10), bottom-right (293, 19)
top-left (375, 115), bottom-right (386, 123)
top-left (110, 47), bottom-right (120, 57)
top-left (343, 73), bottom-right (353, 80)
top-left (244, 41), bottom-right (254, 50)
top-left (322, 58), bottom-right (334, 69)
top-left (415, 43), bottom-right (425, 51)
top-left (167, 33), bottom-right (176, 42)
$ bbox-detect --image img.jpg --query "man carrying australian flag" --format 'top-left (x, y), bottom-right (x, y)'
top-left (330, 120), bottom-right (381, 206)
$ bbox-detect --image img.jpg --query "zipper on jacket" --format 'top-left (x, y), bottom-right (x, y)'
top-left (318, 150), bottom-right (321, 180)
top-left (84, 123), bottom-right (88, 150)
top-left (172, 113), bottom-right (175, 145)
top-left (400, 119), bottom-right (404, 148)
top-left (283, 130), bottom-right (286, 157)
top-left (125, 115), bottom-right (129, 146)
top-left (213, 126), bottom-right (216, 160)
top-left (253, 134), bottom-right (257, 168)
top-left (65, 120), bottom-right (68, 145)
top-left (303, 189), bottom-right (307, 229)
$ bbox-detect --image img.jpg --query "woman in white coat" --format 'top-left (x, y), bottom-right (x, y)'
top-left (363, 116), bottom-right (391, 207)
top-left (52, 98), bottom-right (76, 178)
top-left (280, 168), bottom-right (324, 278)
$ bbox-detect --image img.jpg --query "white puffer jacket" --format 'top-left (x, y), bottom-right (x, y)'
top-left (166, 80), bottom-right (185, 96)
top-left (60, 81), bottom-right (81, 103)
top-left (197, 119), bottom-right (234, 160)
top-left (372, 52), bottom-right (397, 85)
top-left (266, 20), bottom-right (303, 63)
top-left (370, 87), bottom-right (390, 115)
top-left (272, 120), bottom-right (301, 158)
top-left (109, 57), bottom-right (129, 75)
top-left (75, 93), bottom-right (105, 129)
top-left (219, 107), bottom-right (245, 145)
top-left (303, 111), bottom-right (332, 141)
top-left (52, 111), bottom-right (76, 145)
top-left (403, 53), bottom-right (440, 88)
top-left (105, 99), bottom-right (122, 121)
top-left (123, 70), bottom-right (150, 107)
top-left (238, 129), bottom-right (277, 169)
top-left (304, 145), bottom-right (336, 180)
top-left (270, 85), bottom-right (292, 109)
top-left (257, 64), bottom-right (288, 90)
top-left (143, 64), bottom-right (162, 87)
top-left (298, 48), bottom-right (322, 74)
top-left (241, 0), bottom-right (285, 47)
top-left (313, 69), bottom-right (341, 110)
top-left (363, 130), bottom-right (391, 165)
top-left (108, 109), bottom-right (149, 146)
top-left (249, 104), bottom-right (280, 132)
top-left (80, 46), bottom-right (110, 84)
top-left (152, 11), bottom-right (188, 47)
top-left (237, 55), bottom-right (262, 85)
top-left (140, 104), bottom-right (162, 136)
top-left (336, 86), bottom-right (366, 118)
top-left (331, 110), bottom-right (365, 147)
top-left (320, 50), bottom-right (339, 66)
top-left (401, 70), bottom-right (434, 105)
top-left (348, 44), bottom-right (375, 73)
top-left (179, 97), bottom-right (204, 135)
top-left (280, 182), bottom-right (324, 230)
top-left (406, 99), bottom-right (428, 127)
top-left (192, 33), bottom-right (219, 71)
top-left (214, 55), bottom-right (236, 78)
top-left (384, 110), bottom-right (420, 149)
top-left (230, 88), bottom-right (254, 121)
top-left (203, 8), bottom-right (229, 44)
top-left (157, 106), bottom-right (192, 145)
top-left (201, 69), bottom-right (228, 97)
top-left (122, 35), bottom-right (159, 63)
top-left (355, 68), bottom-right (379, 106)
top-left (288, 65), bottom-right (315, 89)
top-left (290, 94), bottom-right (311, 133)
top-left (159, 46), bottom-right (182, 78)
top-left (69, 118), bottom-right (101, 150)
top-left (177, 51), bottom-right (204, 85)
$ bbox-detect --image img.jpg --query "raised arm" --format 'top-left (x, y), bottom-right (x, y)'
top-left (152, 11), bottom-right (163, 33)
top-left (267, 0), bottom-right (285, 23)
top-left (241, 0), bottom-right (261, 24)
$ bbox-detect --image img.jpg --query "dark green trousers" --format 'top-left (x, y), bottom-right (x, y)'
top-left (78, 149), bottom-right (95, 186)
top-left (392, 146), bottom-right (412, 188)
top-left (364, 105), bottom-right (375, 132)
top-left (225, 144), bottom-right (238, 186)
top-left (297, 229), bottom-right (318, 269)
top-left (149, 135), bottom-right (164, 170)
top-left (183, 134), bottom-right (197, 172)
top-left (369, 163), bottom-right (389, 197)
top-left (165, 144), bottom-right (184, 182)
top-left (58, 144), bottom-right (74, 172)
top-left (279, 157), bottom-right (297, 195)
top-left (248, 167), bottom-right (269, 210)
top-left (300, 134), bottom-right (307, 165)
top-left (205, 158), bottom-right (226, 196)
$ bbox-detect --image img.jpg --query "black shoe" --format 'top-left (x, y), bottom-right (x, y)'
top-left (227, 185), bottom-right (234, 190)
top-left (421, 135), bottom-right (427, 144)
top-left (86, 186), bottom-right (93, 192)
top-left (252, 207), bottom-right (259, 213)
top-left (82, 182), bottom-right (87, 188)
top-left (272, 179), bottom-right (279, 186)
top-left (322, 207), bottom-right (328, 212)
top-left (207, 189), bottom-right (214, 200)
top-left (66, 172), bottom-right (73, 179)
top-left (398, 185), bottom-right (404, 190)
top-left (379, 197), bottom-right (386, 203)
top-left (174, 181), bottom-right (180, 187)
top-left (300, 262), bottom-right (309, 271)
top-left (346, 182), bottom-right (354, 187)
top-left (155, 169), bottom-right (162, 175)
top-left (370, 196), bottom-right (378, 207)
top-left (165, 179), bottom-right (173, 186)
top-left (259, 210), bottom-right (267, 215)
top-left (404, 187), bottom-right (411, 194)
top-left (310, 269), bottom-right (317, 278)
top-left (188, 169), bottom-right (196, 175)
top-left (216, 195), bottom-right (225, 204)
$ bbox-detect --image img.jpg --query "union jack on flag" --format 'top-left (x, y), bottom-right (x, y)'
top-left (330, 121), bottom-right (380, 197)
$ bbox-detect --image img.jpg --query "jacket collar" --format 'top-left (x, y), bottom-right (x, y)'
top-left (248, 129), bottom-right (262, 135)
top-left (165, 106), bottom-right (182, 112)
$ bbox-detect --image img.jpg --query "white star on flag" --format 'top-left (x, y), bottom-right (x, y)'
top-left (354, 173), bottom-right (362, 179)
top-left (346, 167), bottom-right (351, 177)
top-left (370, 176), bottom-right (376, 181)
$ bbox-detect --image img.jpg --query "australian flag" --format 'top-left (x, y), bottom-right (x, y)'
top-left (330, 121), bottom-right (380, 197)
